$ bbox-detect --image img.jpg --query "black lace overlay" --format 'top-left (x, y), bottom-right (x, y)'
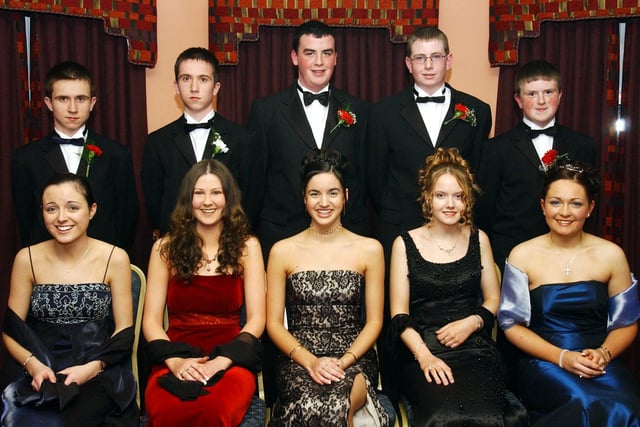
top-left (269, 270), bottom-right (389, 426)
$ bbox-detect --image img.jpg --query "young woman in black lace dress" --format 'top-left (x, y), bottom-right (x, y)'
top-left (266, 150), bottom-right (389, 426)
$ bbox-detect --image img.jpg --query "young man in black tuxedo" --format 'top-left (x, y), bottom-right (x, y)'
top-left (475, 60), bottom-right (596, 271)
top-left (248, 20), bottom-right (370, 260)
top-left (367, 26), bottom-right (492, 266)
top-left (11, 61), bottom-right (138, 248)
top-left (142, 47), bottom-right (255, 240)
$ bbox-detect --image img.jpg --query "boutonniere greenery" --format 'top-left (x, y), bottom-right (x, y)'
top-left (330, 104), bottom-right (357, 134)
top-left (81, 143), bottom-right (102, 177)
top-left (209, 130), bottom-right (229, 158)
top-left (444, 103), bottom-right (477, 127)
top-left (539, 149), bottom-right (570, 172)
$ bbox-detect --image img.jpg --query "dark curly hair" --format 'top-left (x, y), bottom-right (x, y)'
top-left (300, 149), bottom-right (349, 193)
top-left (418, 147), bottom-right (480, 226)
top-left (161, 160), bottom-right (251, 281)
top-left (542, 158), bottom-right (599, 203)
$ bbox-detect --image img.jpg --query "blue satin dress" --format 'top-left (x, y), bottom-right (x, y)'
top-left (499, 262), bottom-right (640, 427)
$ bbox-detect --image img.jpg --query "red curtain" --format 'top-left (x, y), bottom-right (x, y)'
top-left (494, 17), bottom-right (640, 380)
top-left (0, 10), bottom-right (148, 369)
top-left (217, 25), bottom-right (410, 126)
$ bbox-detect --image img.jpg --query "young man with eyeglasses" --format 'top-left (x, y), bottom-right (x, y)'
top-left (367, 26), bottom-right (491, 274)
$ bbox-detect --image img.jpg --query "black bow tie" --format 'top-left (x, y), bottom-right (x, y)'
top-left (528, 125), bottom-right (557, 138)
top-left (414, 89), bottom-right (445, 103)
top-left (297, 84), bottom-right (329, 106)
top-left (184, 122), bottom-right (211, 133)
top-left (52, 134), bottom-right (85, 147)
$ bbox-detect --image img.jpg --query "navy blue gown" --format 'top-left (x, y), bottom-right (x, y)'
top-left (500, 262), bottom-right (640, 427)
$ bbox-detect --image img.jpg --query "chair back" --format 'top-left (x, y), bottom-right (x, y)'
top-left (131, 264), bottom-right (147, 410)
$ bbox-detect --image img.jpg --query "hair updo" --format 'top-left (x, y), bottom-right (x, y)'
top-left (418, 147), bottom-right (479, 226)
top-left (300, 149), bottom-right (349, 193)
top-left (542, 157), bottom-right (600, 202)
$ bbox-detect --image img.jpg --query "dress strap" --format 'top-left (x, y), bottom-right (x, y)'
top-left (27, 246), bottom-right (37, 284)
top-left (102, 245), bottom-right (117, 283)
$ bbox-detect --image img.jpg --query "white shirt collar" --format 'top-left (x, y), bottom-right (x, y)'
top-left (184, 110), bottom-right (215, 124)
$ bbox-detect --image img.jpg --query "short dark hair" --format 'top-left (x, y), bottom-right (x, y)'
top-left (514, 60), bottom-right (562, 95)
top-left (292, 20), bottom-right (336, 52)
top-left (42, 173), bottom-right (96, 207)
top-left (174, 47), bottom-right (220, 82)
top-left (44, 61), bottom-right (94, 98)
top-left (406, 26), bottom-right (450, 57)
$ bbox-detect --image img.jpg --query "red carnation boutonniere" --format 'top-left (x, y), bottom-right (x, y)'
top-left (82, 144), bottom-right (102, 177)
top-left (330, 104), bottom-right (357, 134)
top-left (539, 149), bottom-right (569, 172)
top-left (444, 103), bottom-right (477, 127)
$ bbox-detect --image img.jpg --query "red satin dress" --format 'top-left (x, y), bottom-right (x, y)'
top-left (145, 275), bottom-right (256, 427)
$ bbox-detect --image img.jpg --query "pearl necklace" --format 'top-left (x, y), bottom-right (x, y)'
top-left (309, 224), bottom-right (342, 236)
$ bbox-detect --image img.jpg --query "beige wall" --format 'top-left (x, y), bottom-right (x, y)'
top-left (146, 0), bottom-right (499, 135)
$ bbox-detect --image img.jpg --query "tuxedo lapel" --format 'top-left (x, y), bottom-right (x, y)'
top-left (400, 89), bottom-right (430, 145)
top-left (43, 136), bottom-right (72, 173)
top-left (436, 87), bottom-right (459, 146)
top-left (513, 124), bottom-right (543, 170)
top-left (322, 90), bottom-right (342, 149)
top-left (202, 116), bottom-right (216, 160)
top-left (173, 121), bottom-right (198, 164)
top-left (552, 126), bottom-right (571, 155)
top-left (283, 87), bottom-right (317, 150)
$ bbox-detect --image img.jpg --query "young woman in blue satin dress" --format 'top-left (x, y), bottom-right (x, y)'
top-left (499, 158), bottom-right (640, 426)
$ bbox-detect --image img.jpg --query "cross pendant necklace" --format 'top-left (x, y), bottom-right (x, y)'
top-left (564, 253), bottom-right (578, 276)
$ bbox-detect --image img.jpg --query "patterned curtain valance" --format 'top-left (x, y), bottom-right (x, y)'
top-left (0, 0), bottom-right (157, 66)
top-left (489, 0), bottom-right (640, 66)
top-left (209, 0), bottom-right (439, 64)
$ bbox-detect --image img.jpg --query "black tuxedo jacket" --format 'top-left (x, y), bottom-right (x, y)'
top-left (247, 84), bottom-right (370, 254)
top-left (367, 84), bottom-right (491, 250)
top-left (11, 131), bottom-right (139, 248)
top-left (141, 114), bottom-right (255, 235)
top-left (475, 121), bottom-right (596, 268)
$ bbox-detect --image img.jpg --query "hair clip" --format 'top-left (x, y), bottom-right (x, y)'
top-left (560, 163), bottom-right (584, 173)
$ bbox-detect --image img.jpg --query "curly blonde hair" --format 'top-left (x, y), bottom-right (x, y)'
top-left (161, 160), bottom-right (251, 281)
top-left (418, 147), bottom-right (480, 227)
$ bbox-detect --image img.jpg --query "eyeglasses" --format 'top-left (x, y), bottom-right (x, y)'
top-left (410, 54), bottom-right (448, 65)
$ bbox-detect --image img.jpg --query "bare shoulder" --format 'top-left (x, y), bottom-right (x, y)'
top-left (477, 229), bottom-right (491, 246)
top-left (268, 234), bottom-right (301, 260)
top-left (351, 233), bottom-right (383, 255)
top-left (244, 235), bottom-right (262, 251)
top-left (583, 233), bottom-right (627, 262)
top-left (508, 235), bottom-right (545, 268)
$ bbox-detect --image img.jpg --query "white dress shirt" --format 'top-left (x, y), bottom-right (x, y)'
top-left (415, 84), bottom-right (451, 146)
top-left (185, 110), bottom-right (215, 161)
top-left (297, 81), bottom-right (330, 149)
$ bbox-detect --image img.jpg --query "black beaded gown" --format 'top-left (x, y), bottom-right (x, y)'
top-left (388, 230), bottom-right (527, 427)
top-left (268, 270), bottom-right (390, 426)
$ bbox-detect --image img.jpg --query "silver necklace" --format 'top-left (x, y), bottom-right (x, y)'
top-left (550, 235), bottom-right (581, 276)
top-left (427, 228), bottom-right (458, 255)
top-left (63, 245), bottom-right (90, 274)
